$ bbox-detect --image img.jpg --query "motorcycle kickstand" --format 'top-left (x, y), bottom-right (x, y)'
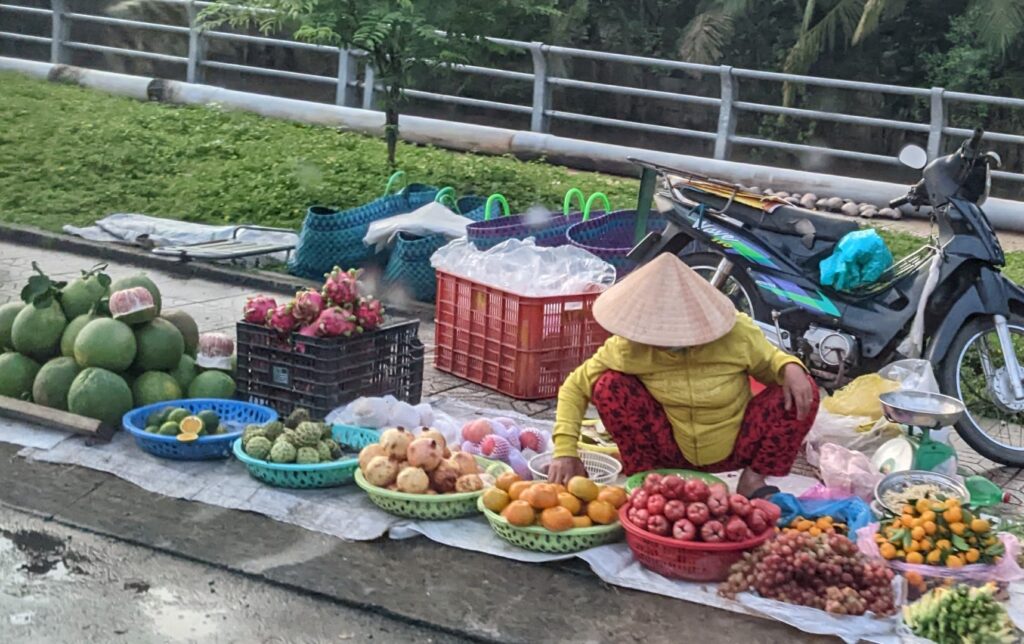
top-left (993, 314), bottom-right (1024, 400)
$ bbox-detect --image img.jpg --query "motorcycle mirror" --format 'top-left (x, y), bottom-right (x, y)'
top-left (898, 144), bottom-right (928, 170)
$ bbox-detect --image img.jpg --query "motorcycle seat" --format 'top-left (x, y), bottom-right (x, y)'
top-left (679, 187), bottom-right (859, 243)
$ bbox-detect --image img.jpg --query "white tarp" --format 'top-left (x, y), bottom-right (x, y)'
top-left (64, 213), bottom-right (297, 261)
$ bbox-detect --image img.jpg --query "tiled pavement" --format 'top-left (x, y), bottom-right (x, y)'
top-left (2, 240), bottom-right (1021, 500)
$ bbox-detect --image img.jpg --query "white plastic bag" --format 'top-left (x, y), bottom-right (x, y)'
top-left (815, 443), bottom-right (883, 499)
top-left (363, 202), bottom-right (472, 252)
top-left (387, 401), bottom-right (421, 429)
top-left (430, 237), bottom-right (615, 297)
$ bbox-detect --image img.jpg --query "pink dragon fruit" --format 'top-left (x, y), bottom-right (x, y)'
top-left (314, 307), bottom-right (358, 338)
top-left (243, 295), bottom-right (277, 324)
top-left (297, 323), bottom-right (319, 337)
top-left (267, 302), bottom-right (298, 335)
top-left (322, 267), bottom-right (361, 307)
top-left (292, 288), bottom-right (324, 324)
top-left (355, 297), bottom-right (385, 331)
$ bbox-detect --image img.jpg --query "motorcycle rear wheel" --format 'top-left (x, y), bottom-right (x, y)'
top-left (939, 313), bottom-right (1024, 466)
top-left (681, 252), bottom-right (770, 320)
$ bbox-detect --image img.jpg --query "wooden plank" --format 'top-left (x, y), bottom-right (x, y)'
top-left (0, 395), bottom-right (114, 440)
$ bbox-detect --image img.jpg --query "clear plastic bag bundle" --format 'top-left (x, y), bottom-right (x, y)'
top-left (430, 237), bottom-right (615, 296)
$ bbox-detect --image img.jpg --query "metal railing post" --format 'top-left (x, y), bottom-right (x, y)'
top-left (928, 87), bottom-right (945, 160)
top-left (50, 0), bottom-right (68, 64)
top-left (529, 42), bottom-right (551, 132)
top-left (362, 64), bottom-right (376, 110)
top-left (714, 65), bottom-right (736, 160)
top-left (336, 49), bottom-right (358, 107)
top-left (186, 1), bottom-right (205, 84)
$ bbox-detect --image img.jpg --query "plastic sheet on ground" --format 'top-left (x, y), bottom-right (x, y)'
top-left (64, 213), bottom-right (297, 262)
top-left (0, 417), bottom-right (73, 450)
top-left (19, 432), bottom-right (399, 541)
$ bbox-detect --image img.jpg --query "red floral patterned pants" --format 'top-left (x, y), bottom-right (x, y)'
top-left (592, 371), bottom-right (819, 477)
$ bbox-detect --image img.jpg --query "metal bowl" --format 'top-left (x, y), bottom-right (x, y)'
top-left (878, 390), bottom-right (965, 429)
top-left (874, 469), bottom-right (969, 515)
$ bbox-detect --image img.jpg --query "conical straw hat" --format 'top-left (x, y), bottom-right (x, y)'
top-left (593, 254), bottom-right (737, 347)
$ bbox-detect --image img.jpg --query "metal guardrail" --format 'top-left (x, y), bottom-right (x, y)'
top-left (2, 0), bottom-right (1023, 185)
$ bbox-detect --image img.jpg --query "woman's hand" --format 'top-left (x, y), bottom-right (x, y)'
top-left (782, 363), bottom-right (815, 420)
top-left (547, 456), bottom-right (587, 485)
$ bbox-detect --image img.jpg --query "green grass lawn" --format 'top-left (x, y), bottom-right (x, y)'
top-left (1, 71), bottom-right (1022, 282)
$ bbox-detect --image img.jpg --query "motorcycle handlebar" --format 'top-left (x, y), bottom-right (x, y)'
top-left (967, 128), bottom-right (984, 153)
top-left (889, 195), bottom-right (911, 208)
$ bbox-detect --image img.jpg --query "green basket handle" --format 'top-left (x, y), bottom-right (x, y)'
top-left (483, 193), bottom-right (511, 221)
top-left (562, 188), bottom-right (585, 216)
top-left (434, 186), bottom-right (460, 213)
top-left (383, 170), bottom-right (407, 196)
top-left (581, 192), bottom-right (611, 221)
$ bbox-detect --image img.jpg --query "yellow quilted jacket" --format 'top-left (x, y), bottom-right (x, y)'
top-left (552, 313), bottom-right (803, 466)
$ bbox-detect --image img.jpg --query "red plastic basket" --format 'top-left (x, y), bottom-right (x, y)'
top-left (434, 270), bottom-right (609, 399)
top-left (618, 503), bottom-right (773, 582)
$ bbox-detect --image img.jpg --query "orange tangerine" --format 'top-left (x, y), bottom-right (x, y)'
top-left (586, 500), bottom-right (617, 525)
top-left (502, 500), bottom-right (536, 527)
top-left (508, 481), bottom-right (532, 501)
top-left (597, 486), bottom-right (628, 509)
top-left (496, 472), bottom-right (521, 492)
top-left (557, 492), bottom-right (582, 515)
top-left (906, 552), bottom-right (924, 565)
top-left (970, 518), bottom-right (991, 533)
top-left (540, 506), bottom-right (574, 532)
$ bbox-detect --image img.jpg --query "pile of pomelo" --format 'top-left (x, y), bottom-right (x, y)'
top-left (0, 264), bottom-right (237, 426)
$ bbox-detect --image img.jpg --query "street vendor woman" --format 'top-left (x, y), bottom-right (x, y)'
top-left (548, 253), bottom-right (820, 498)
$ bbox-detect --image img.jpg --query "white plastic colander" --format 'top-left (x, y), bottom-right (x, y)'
top-left (528, 450), bottom-right (622, 485)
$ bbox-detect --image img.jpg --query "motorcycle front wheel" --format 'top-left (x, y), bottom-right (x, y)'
top-left (681, 252), bottom-right (769, 320)
top-left (939, 314), bottom-right (1024, 466)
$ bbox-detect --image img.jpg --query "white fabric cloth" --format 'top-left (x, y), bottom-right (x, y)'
top-left (363, 202), bottom-right (472, 252)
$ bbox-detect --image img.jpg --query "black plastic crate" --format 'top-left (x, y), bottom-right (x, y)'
top-left (236, 318), bottom-right (424, 419)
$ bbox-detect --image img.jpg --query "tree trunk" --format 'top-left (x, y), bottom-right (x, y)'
top-left (385, 105), bottom-right (399, 170)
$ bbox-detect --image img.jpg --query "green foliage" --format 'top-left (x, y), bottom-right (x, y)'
top-left (201, 0), bottom-right (559, 166)
top-left (0, 71), bottom-right (635, 232)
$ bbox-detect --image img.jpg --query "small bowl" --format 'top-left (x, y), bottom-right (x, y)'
top-left (873, 469), bottom-right (969, 514)
top-left (528, 451), bottom-right (622, 485)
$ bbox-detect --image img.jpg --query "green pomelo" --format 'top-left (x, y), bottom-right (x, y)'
top-left (60, 275), bottom-right (108, 320)
top-left (0, 301), bottom-right (25, 351)
top-left (74, 318), bottom-right (137, 372)
top-left (132, 319), bottom-right (184, 372)
top-left (11, 299), bottom-right (67, 361)
top-left (160, 310), bottom-right (199, 357)
top-left (197, 409), bottom-right (220, 433)
top-left (67, 367), bottom-right (132, 426)
top-left (0, 352), bottom-right (41, 400)
top-left (187, 371), bottom-right (236, 399)
top-left (168, 354), bottom-right (197, 391)
top-left (167, 408), bottom-right (189, 423)
top-left (110, 274), bottom-right (161, 315)
top-left (132, 371), bottom-right (183, 407)
top-left (31, 357), bottom-right (82, 411)
top-left (60, 313), bottom-right (99, 358)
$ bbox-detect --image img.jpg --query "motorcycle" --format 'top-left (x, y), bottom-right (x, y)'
top-left (627, 129), bottom-right (1024, 466)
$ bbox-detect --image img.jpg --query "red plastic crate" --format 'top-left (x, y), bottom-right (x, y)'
top-left (434, 270), bottom-right (609, 399)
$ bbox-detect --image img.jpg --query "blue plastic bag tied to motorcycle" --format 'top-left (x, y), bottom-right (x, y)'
top-left (819, 229), bottom-right (894, 292)
top-left (770, 492), bottom-right (875, 542)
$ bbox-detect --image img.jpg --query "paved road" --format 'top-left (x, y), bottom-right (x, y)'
top-left (0, 507), bottom-right (468, 644)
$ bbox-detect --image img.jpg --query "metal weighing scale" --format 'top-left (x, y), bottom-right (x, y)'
top-left (876, 390), bottom-right (962, 473)
top-left (873, 390), bottom-right (1004, 506)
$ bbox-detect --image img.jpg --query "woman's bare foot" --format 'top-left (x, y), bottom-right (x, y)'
top-left (736, 468), bottom-right (767, 497)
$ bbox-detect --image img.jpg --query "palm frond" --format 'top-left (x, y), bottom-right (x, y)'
top-left (970, 0), bottom-right (1024, 55)
top-left (784, 0), bottom-right (865, 76)
top-left (679, 10), bottom-right (735, 64)
top-left (853, 0), bottom-right (897, 44)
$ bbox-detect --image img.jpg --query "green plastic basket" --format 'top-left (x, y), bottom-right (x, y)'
top-left (624, 469), bottom-right (725, 493)
top-left (354, 456), bottom-right (511, 519)
top-left (332, 423), bottom-right (381, 450)
top-left (476, 497), bottom-right (623, 554)
top-left (232, 424), bottom-right (364, 489)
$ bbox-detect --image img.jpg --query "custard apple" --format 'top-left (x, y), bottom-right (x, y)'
top-left (241, 425), bottom-right (266, 447)
top-left (284, 407), bottom-right (310, 429)
top-left (277, 428), bottom-right (299, 447)
top-left (316, 441), bottom-right (332, 462)
top-left (295, 422), bottom-right (321, 447)
top-left (262, 420), bottom-right (284, 441)
top-left (269, 441), bottom-right (297, 463)
top-left (295, 446), bottom-right (320, 465)
top-left (244, 436), bottom-right (272, 460)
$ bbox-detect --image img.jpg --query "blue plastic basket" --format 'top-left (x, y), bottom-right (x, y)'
top-left (122, 398), bottom-right (277, 461)
top-left (232, 423), bottom-right (364, 488)
top-left (566, 210), bottom-right (666, 278)
top-left (289, 172), bottom-right (439, 279)
top-left (333, 423), bottom-right (381, 450)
